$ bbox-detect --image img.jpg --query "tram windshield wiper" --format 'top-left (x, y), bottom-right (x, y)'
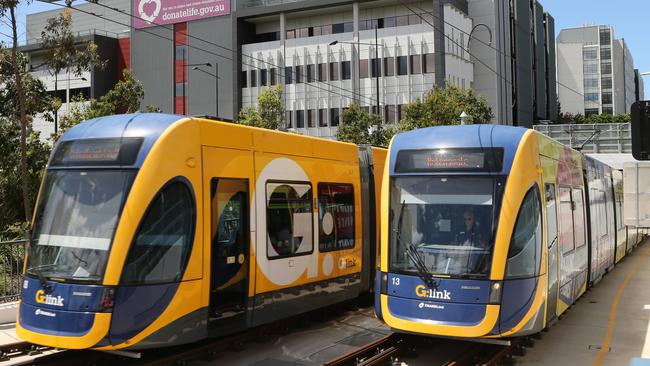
top-left (394, 200), bottom-right (438, 289)
top-left (406, 244), bottom-right (438, 289)
top-left (32, 267), bottom-right (52, 292)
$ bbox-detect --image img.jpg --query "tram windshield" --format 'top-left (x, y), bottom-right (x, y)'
top-left (389, 176), bottom-right (504, 278)
top-left (26, 170), bottom-right (136, 283)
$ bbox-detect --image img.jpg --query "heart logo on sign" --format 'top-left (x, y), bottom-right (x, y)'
top-left (138, 0), bottom-right (161, 24)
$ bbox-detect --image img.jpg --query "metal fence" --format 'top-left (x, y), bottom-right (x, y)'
top-left (0, 240), bottom-right (27, 303)
top-left (533, 123), bottom-right (632, 153)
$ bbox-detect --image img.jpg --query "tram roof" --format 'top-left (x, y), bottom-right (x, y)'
top-left (57, 113), bottom-right (184, 168)
top-left (389, 124), bottom-right (529, 175)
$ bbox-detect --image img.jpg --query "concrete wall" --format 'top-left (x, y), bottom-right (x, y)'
top-left (187, 16), bottom-right (236, 119)
top-left (513, 0), bottom-right (533, 127)
top-left (557, 43), bottom-right (584, 115)
top-left (545, 13), bottom-right (557, 121)
top-left (533, 1), bottom-right (546, 120)
top-left (613, 39), bottom-right (625, 114)
top-left (131, 26), bottom-right (175, 113)
top-left (26, 0), bottom-right (131, 43)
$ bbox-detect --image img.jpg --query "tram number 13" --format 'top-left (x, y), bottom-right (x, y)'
top-left (392, 278), bottom-right (400, 286)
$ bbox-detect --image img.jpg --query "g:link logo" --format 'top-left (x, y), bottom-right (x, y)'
top-left (35, 289), bottom-right (65, 307)
top-left (415, 285), bottom-right (451, 300)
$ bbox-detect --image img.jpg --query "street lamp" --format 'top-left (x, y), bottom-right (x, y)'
top-left (187, 62), bottom-right (219, 117)
top-left (330, 25), bottom-right (381, 118)
top-left (466, 23), bottom-right (493, 49)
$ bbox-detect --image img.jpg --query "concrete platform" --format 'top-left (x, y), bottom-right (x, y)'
top-left (520, 240), bottom-right (650, 366)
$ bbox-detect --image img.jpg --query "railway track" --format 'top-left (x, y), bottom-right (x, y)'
top-left (323, 334), bottom-right (536, 366)
top-left (0, 341), bottom-right (53, 363)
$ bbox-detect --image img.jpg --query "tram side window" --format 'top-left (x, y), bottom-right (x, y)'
top-left (558, 187), bottom-right (574, 254)
top-left (121, 181), bottom-right (195, 284)
top-left (266, 182), bottom-right (313, 258)
top-left (318, 183), bottom-right (355, 252)
top-left (573, 188), bottom-right (586, 247)
top-left (545, 183), bottom-right (558, 248)
top-left (505, 185), bottom-right (542, 278)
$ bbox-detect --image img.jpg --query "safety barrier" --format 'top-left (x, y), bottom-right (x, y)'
top-left (0, 240), bottom-right (27, 303)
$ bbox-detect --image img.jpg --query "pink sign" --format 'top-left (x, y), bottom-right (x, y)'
top-left (134, 0), bottom-right (230, 29)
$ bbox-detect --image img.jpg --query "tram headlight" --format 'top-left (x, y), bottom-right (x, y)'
top-left (489, 281), bottom-right (502, 305)
top-left (380, 272), bottom-right (388, 295)
top-left (99, 287), bottom-right (115, 312)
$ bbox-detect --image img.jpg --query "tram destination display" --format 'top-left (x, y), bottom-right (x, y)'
top-left (395, 148), bottom-right (503, 173)
top-left (51, 138), bottom-right (144, 166)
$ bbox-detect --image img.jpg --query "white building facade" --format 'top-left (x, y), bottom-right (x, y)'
top-left (241, 1), bottom-right (473, 138)
top-left (557, 25), bottom-right (640, 117)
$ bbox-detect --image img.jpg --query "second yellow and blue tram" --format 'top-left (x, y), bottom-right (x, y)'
top-left (17, 113), bottom-right (386, 350)
top-left (376, 124), bottom-right (644, 339)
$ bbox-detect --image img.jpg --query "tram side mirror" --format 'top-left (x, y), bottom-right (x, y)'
top-left (631, 101), bottom-right (650, 160)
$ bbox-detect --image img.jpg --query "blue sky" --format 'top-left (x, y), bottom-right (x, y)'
top-left (1, 0), bottom-right (648, 98)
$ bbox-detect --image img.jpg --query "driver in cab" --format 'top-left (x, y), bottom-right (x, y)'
top-left (454, 209), bottom-right (486, 248)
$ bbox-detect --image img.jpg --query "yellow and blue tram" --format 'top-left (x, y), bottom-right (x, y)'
top-left (17, 113), bottom-right (386, 350)
top-left (375, 125), bottom-right (645, 339)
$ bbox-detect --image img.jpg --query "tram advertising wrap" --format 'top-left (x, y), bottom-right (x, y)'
top-left (17, 114), bottom-right (386, 350)
top-left (376, 125), bottom-right (646, 340)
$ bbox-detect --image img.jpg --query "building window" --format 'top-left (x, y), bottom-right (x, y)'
top-left (384, 16), bottom-right (396, 28)
top-left (250, 70), bottom-right (257, 87)
top-left (583, 63), bottom-right (598, 74)
top-left (298, 27), bottom-right (309, 38)
top-left (307, 64), bottom-right (315, 82)
top-left (584, 78), bottom-right (598, 88)
top-left (285, 66), bottom-right (292, 84)
top-left (318, 183), bottom-right (355, 252)
top-left (602, 92), bottom-right (613, 104)
top-left (321, 25), bottom-right (332, 35)
top-left (175, 82), bottom-right (187, 96)
top-left (398, 104), bottom-right (406, 121)
top-left (583, 49), bottom-right (598, 60)
top-left (266, 182), bottom-right (313, 259)
top-left (175, 45), bottom-right (187, 59)
top-left (602, 107), bottom-right (613, 115)
top-left (410, 55), bottom-right (421, 74)
top-left (270, 68), bottom-right (277, 85)
top-left (308, 109), bottom-right (316, 127)
top-left (312, 26), bottom-right (321, 36)
top-left (360, 59), bottom-right (369, 78)
top-left (599, 29), bottom-right (611, 45)
top-left (330, 108), bottom-right (340, 126)
top-left (285, 110), bottom-right (293, 128)
top-left (286, 29), bottom-right (295, 39)
top-left (408, 14), bottom-right (420, 25)
top-left (332, 23), bottom-right (345, 34)
top-left (319, 108), bottom-right (328, 127)
top-left (260, 69), bottom-right (268, 86)
top-left (384, 57), bottom-right (394, 77)
top-left (318, 63), bottom-right (327, 82)
top-left (585, 93), bottom-right (599, 102)
top-left (424, 53), bottom-right (435, 73)
top-left (241, 71), bottom-right (247, 88)
top-left (371, 58), bottom-right (380, 77)
top-left (295, 65), bottom-right (303, 84)
top-left (600, 48), bottom-right (611, 59)
top-left (384, 105), bottom-right (395, 123)
top-left (341, 61), bottom-right (351, 80)
top-left (396, 15), bottom-right (409, 27)
top-left (601, 63), bottom-right (612, 75)
top-left (296, 110), bottom-right (305, 128)
top-left (601, 77), bottom-right (612, 89)
top-left (329, 62), bottom-right (339, 81)
top-left (585, 108), bottom-right (599, 116)
top-left (396, 56), bottom-right (407, 75)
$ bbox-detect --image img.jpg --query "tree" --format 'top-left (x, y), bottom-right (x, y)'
top-left (336, 103), bottom-right (392, 147)
top-left (397, 84), bottom-right (493, 131)
top-left (53, 69), bottom-right (148, 139)
top-left (1, 0), bottom-right (38, 223)
top-left (41, 8), bottom-right (104, 133)
top-left (237, 85), bottom-right (285, 130)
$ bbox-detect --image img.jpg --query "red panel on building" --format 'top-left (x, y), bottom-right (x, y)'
top-left (117, 37), bottom-right (131, 80)
top-left (174, 23), bottom-right (187, 45)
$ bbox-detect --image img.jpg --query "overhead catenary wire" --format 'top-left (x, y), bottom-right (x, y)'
top-left (38, 0), bottom-right (379, 107)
